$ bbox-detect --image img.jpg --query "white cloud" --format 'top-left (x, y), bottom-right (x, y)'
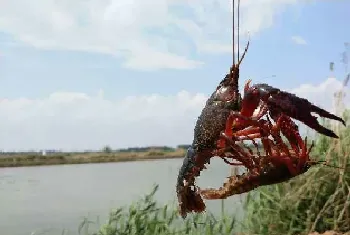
top-left (0, 0), bottom-right (305, 70)
top-left (290, 77), bottom-right (349, 138)
top-left (291, 77), bottom-right (350, 114)
top-left (0, 91), bottom-right (208, 151)
top-left (1, 77), bottom-right (348, 151)
top-left (291, 35), bottom-right (307, 45)
top-left (122, 47), bottom-right (204, 70)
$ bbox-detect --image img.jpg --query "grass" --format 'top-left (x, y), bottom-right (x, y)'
top-left (242, 112), bottom-right (350, 235)
top-left (78, 185), bottom-right (237, 235)
top-left (0, 149), bottom-right (186, 168)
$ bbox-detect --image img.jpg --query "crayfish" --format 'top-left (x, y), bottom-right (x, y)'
top-left (175, 0), bottom-right (346, 219)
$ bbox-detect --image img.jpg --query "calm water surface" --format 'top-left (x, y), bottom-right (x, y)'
top-left (0, 158), bottom-right (246, 235)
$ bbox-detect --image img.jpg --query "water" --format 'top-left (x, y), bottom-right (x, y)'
top-left (0, 158), bottom-right (246, 235)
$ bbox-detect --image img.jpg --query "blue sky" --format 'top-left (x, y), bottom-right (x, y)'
top-left (0, 0), bottom-right (349, 150)
top-left (0, 0), bottom-right (349, 99)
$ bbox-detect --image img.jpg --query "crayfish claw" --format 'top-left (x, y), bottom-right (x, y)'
top-left (310, 103), bottom-right (346, 126)
top-left (266, 90), bottom-right (345, 138)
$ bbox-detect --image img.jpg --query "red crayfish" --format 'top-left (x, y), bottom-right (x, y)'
top-left (175, 0), bottom-right (346, 219)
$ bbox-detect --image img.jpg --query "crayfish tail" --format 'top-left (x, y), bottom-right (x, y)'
top-left (177, 186), bottom-right (206, 218)
top-left (176, 146), bottom-right (207, 218)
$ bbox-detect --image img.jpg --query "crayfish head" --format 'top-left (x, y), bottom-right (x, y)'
top-left (214, 85), bottom-right (237, 102)
top-left (214, 74), bottom-right (242, 111)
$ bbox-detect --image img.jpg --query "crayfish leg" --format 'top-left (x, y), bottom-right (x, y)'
top-left (216, 134), bottom-right (256, 169)
top-left (269, 155), bottom-right (298, 177)
top-left (234, 126), bottom-right (261, 139)
top-left (296, 136), bottom-right (311, 172)
top-left (272, 114), bottom-right (302, 155)
top-left (217, 114), bottom-right (236, 148)
top-left (218, 103), bottom-right (268, 149)
top-left (200, 174), bottom-right (258, 200)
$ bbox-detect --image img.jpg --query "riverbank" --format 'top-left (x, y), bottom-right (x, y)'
top-left (0, 149), bottom-right (186, 168)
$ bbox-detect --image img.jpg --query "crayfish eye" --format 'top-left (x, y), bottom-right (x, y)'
top-left (250, 88), bottom-right (260, 97)
top-left (215, 86), bottom-right (235, 102)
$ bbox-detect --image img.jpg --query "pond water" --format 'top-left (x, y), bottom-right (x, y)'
top-left (0, 158), bottom-right (246, 235)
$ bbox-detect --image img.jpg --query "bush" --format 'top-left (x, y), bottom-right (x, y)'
top-left (243, 111), bottom-right (350, 235)
top-left (102, 146), bottom-right (113, 153)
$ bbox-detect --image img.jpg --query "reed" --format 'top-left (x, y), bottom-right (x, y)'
top-left (78, 185), bottom-right (237, 235)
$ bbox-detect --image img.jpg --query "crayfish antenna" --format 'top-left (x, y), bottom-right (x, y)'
top-left (318, 161), bottom-right (344, 170)
top-left (238, 36), bottom-right (250, 67)
top-left (307, 159), bottom-right (344, 170)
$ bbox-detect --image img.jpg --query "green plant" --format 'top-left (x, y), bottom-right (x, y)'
top-left (79, 185), bottom-right (237, 235)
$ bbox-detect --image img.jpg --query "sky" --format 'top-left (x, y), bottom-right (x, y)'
top-left (0, 0), bottom-right (349, 151)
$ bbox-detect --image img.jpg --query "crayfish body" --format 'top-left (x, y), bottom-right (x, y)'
top-left (176, 75), bottom-right (241, 218)
top-left (176, 74), bottom-right (346, 219)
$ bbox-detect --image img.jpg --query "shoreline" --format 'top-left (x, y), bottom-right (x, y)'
top-left (0, 150), bottom-right (186, 168)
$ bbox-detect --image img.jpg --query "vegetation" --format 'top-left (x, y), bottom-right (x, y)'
top-left (79, 185), bottom-right (237, 235)
top-left (0, 148), bottom-right (186, 168)
top-left (102, 145), bottom-right (113, 154)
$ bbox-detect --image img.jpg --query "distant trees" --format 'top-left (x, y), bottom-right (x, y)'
top-left (176, 145), bottom-right (191, 150)
top-left (117, 146), bottom-right (176, 153)
top-left (102, 145), bottom-right (112, 153)
top-left (99, 145), bottom-right (195, 153)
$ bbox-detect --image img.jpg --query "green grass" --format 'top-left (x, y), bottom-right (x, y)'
top-left (78, 185), bottom-right (237, 235)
